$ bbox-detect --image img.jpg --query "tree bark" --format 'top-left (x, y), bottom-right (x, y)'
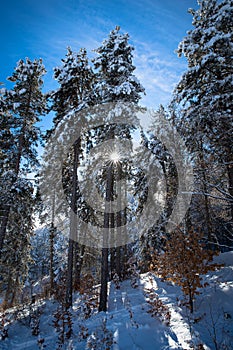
top-left (227, 163), bottom-right (233, 222)
top-left (74, 242), bottom-right (85, 290)
top-left (110, 212), bottom-right (115, 278)
top-left (0, 206), bottom-right (10, 254)
top-left (199, 149), bottom-right (215, 247)
top-left (99, 164), bottom-right (114, 312)
top-left (49, 190), bottom-right (56, 293)
top-left (115, 162), bottom-right (122, 278)
top-left (66, 141), bottom-right (79, 309)
top-left (66, 237), bottom-right (74, 309)
top-left (49, 223), bottom-right (55, 294)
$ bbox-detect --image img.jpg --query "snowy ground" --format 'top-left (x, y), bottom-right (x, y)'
top-left (0, 251), bottom-right (233, 350)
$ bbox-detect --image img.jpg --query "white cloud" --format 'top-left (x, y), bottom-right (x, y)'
top-left (133, 40), bottom-right (187, 109)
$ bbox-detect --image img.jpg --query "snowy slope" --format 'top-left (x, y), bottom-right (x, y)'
top-left (0, 252), bottom-right (232, 350)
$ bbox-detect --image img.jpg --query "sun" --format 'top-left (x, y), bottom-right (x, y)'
top-left (109, 151), bottom-right (121, 163)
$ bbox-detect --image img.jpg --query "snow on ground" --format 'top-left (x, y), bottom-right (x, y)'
top-left (0, 251), bottom-right (233, 350)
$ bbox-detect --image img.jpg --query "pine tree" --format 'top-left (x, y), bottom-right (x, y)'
top-left (0, 93), bottom-right (15, 252)
top-left (0, 58), bottom-right (47, 253)
top-left (51, 47), bottom-right (95, 129)
top-left (93, 26), bottom-right (144, 104)
top-left (41, 30), bottom-right (145, 311)
top-left (0, 58), bottom-right (47, 306)
top-left (46, 47), bottom-right (95, 309)
top-left (0, 177), bottom-right (35, 306)
top-left (92, 27), bottom-right (145, 312)
top-left (170, 0), bottom-right (233, 246)
top-left (136, 106), bottom-right (179, 264)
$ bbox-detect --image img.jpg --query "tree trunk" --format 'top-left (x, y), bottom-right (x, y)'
top-left (227, 163), bottom-right (233, 222)
top-left (74, 242), bottom-right (85, 290)
top-left (189, 288), bottom-right (194, 314)
top-left (99, 164), bottom-right (114, 312)
top-left (110, 211), bottom-right (115, 278)
top-left (66, 238), bottom-right (74, 309)
top-left (0, 206), bottom-right (10, 254)
top-left (199, 146), bottom-right (215, 247)
top-left (99, 247), bottom-right (109, 312)
top-left (66, 141), bottom-right (79, 309)
top-left (49, 223), bottom-right (55, 294)
top-left (49, 190), bottom-right (56, 293)
top-left (115, 162), bottom-right (122, 278)
top-left (110, 247), bottom-right (116, 279)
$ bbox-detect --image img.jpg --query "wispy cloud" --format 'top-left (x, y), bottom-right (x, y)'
top-left (133, 40), bottom-right (187, 108)
top-left (1, 0), bottom-right (191, 114)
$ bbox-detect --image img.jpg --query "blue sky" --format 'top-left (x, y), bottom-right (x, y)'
top-left (0, 0), bottom-right (197, 130)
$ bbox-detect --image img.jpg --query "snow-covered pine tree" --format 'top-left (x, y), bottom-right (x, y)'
top-left (46, 47), bottom-right (96, 308)
top-left (93, 26), bottom-right (144, 103)
top-left (0, 177), bottom-right (35, 307)
top-left (92, 26), bottom-right (145, 312)
top-left (0, 93), bottom-right (15, 252)
top-left (51, 47), bottom-right (95, 129)
top-left (0, 92), bottom-right (14, 175)
top-left (170, 0), bottom-right (233, 247)
top-left (135, 105), bottom-right (179, 266)
top-left (0, 58), bottom-right (47, 306)
top-left (29, 227), bottom-right (68, 284)
top-left (0, 58), bottom-right (47, 251)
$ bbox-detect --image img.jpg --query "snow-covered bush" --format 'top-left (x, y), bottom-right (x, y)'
top-left (145, 290), bottom-right (171, 326)
top-left (76, 292), bottom-right (98, 320)
top-left (0, 313), bottom-right (9, 340)
top-left (86, 317), bottom-right (115, 350)
top-left (53, 306), bottom-right (73, 349)
top-left (144, 277), bottom-right (171, 326)
top-left (126, 257), bottom-right (140, 288)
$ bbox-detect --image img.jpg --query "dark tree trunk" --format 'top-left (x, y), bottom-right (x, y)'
top-left (99, 164), bottom-right (114, 312)
top-left (99, 247), bottom-right (109, 312)
top-left (50, 191), bottom-right (56, 293)
top-left (199, 150), bottom-right (216, 247)
top-left (227, 164), bottom-right (233, 222)
top-left (110, 211), bottom-right (115, 278)
top-left (74, 242), bottom-right (85, 290)
top-left (121, 177), bottom-right (128, 279)
top-left (66, 141), bottom-right (79, 309)
top-left (115, 246), bottom-right (121, 279)
top-left (0, 206), bottom-right (10, 254)
top-left (188, 287), bottom-right (194, 314)
top-left (110, 247), bottom-right (116, 279)
top-left (115, 162), bottom-right (122, 278)
top-left (49, 223), bottom-right (55, 294)
top-left (121, 245), bottom-right (128, 279)
top-left (66, 238), bottom-right (74, 309)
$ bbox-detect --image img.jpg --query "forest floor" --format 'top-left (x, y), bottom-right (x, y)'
top-left (0, 251), bottom-right (233, 350)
